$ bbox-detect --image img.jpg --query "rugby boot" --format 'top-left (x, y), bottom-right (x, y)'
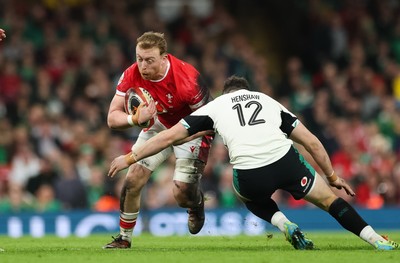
top-left (374, 235), bottom-right (399, 250)
top-left (284, 222), bottom-right (314, 250)
top-left (103, 235), bottom-right (131, 249)
top-left (187, 192), bottom-right (205, 234)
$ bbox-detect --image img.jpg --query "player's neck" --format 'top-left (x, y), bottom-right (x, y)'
top-left (152, 59), bottom-right (170, 82)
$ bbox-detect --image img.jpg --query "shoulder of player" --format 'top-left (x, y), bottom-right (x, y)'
top-left (120, 63), bottom-right (142, 80)
top-left (124, 62), bottom-right (139, 74)
top-left (198, 97), bottom-right (219, 111)
top-left (116, 63), bottom-right (142, 93)
top-left (168, 54), bottom-right (197, 72)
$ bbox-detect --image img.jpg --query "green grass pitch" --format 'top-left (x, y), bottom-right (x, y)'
top-left (0, 232), bottom-right (399, 263)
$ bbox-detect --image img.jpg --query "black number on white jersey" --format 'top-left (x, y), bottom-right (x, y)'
top-left (232, 101), bottom-right (266, 126)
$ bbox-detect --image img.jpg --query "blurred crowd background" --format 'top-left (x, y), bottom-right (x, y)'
top-left (1, 0), bottom-right (400, 214)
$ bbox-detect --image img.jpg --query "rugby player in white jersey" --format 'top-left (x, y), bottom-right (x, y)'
top-left (108, 75), bottom-right (399, 250)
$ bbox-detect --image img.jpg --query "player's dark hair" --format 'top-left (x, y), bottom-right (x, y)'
top-left (137, 31), bottom-right (167, 55)
top-left (222, 75), bottom-right (250, 94)
top-left (197, 74), bottom-right (213, 103)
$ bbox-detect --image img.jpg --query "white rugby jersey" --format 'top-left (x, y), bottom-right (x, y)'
top-left (180, 89), bottom-right (299, 169)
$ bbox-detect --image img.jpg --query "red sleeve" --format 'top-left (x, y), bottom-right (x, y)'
top-left (115, 64), bottom-right (137, 96)
top-left (170, 55), bottom-right (210, 111)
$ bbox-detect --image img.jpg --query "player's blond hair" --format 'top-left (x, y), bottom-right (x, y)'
top-left (137, 32), bottom-right (167, 55)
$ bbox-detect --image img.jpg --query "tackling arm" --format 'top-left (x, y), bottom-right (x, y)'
top-left (289, 122), bottom-right (355, 196)
top-left (173, 130), bottom-right (214, 145)
top-left (108, 123), bottom-right (191, 177)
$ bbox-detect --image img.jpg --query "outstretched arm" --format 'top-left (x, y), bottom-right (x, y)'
top-left (289, 122), bottom-right (355, 196)
top-left (108, 123), bottom-right (191, 177)
top-left (173, 130), bottom-right (213, 145)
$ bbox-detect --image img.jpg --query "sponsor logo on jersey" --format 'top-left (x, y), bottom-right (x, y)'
top-left (301, 176), bottom-right (312, 193)
top-left (301, 176), bottom-right (308, 187)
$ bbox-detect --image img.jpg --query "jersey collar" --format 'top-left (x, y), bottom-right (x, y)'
top-left (150, 59), bottom-right (170, 82)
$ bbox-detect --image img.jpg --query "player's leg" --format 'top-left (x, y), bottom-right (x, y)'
top-left (240, 195), bottom-right (287, 233)
top-left (304, 173), bottom-right (398, 250)
top-left (232, 163), bottom-right (314, 250)
top-left (243, 198), bottom-right (314, 250)
top-left (173, 135), bottom-right (211, 234)
top-left (103, 164), bottom-right (152, 249)
top-left (173, 172), bottom-right (205, 234)
top-left (104, 122), bottom-right (173, 248)
top-left (173, 158), bottom-right (205, 234)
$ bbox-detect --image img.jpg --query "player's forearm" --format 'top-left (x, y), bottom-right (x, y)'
top-left (173, 130), bottom-right (213, 145)
top-left (125, 135), bottom-right (172, 165)
top-left (304, 140), bottom-right (336, 180)
top-left (107, 111), bottom-right (132, 129)
top-left (125, 125), bottom-right (189, 165)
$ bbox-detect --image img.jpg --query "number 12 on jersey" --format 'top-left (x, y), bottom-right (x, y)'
top-left (232, 101), bottom-right (266, 126)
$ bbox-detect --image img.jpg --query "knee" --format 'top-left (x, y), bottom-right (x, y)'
top-left (172, 159), bottom-right (204, 208)
top-left (124, 164), bottom-right (151, 191)
top-left (319, 195), bottom-right (338, 211)
top-left (173, 181), bottom-right (200, 208)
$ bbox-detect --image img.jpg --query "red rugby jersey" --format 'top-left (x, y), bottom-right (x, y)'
top-left (116, 54), bottom-right (208, 128)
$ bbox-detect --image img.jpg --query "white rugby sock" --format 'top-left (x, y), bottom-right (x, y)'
top-left (271, 211), bottom-right (290, 232)
top-left (120, 211), bottom-right (139, 242)
top-left (359, 225), bottom-right (386, 245)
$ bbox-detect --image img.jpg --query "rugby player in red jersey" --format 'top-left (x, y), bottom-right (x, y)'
top-left (104, 32), bottom-right (212, 248)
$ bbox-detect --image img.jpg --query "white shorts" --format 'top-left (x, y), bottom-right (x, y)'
top-left (132, 117), bottom-right (211, 182)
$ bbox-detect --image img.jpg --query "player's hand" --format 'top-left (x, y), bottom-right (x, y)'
top-left (137, 100), bottom-right (157, 124)
top-left (108, 155), bottom-right (130, 178)
top-left (0, 29), bottom-right (6, 41)
top-left (329, 176), bottom-right (355, 197)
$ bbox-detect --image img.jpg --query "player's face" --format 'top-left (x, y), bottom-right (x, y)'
top-left (136, 46), bottom-right (167, 80)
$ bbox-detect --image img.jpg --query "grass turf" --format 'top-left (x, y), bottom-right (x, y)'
top-left (0, 232), bottom-right (399, 263)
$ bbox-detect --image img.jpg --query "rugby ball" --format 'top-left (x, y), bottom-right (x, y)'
top-left (124, 87), bottom-right (154, 128)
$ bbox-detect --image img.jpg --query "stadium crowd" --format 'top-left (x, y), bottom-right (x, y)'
top-left (1, 0), bottom-right (400, 213)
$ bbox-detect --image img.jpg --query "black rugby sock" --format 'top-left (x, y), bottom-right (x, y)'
top-left (245, 198), bottom-right (280, 223)
top-left (328, 197), bottom-right (368, 236)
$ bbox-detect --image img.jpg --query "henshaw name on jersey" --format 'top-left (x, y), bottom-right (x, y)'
top-left (230, 94), bottom-right (260, 103)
